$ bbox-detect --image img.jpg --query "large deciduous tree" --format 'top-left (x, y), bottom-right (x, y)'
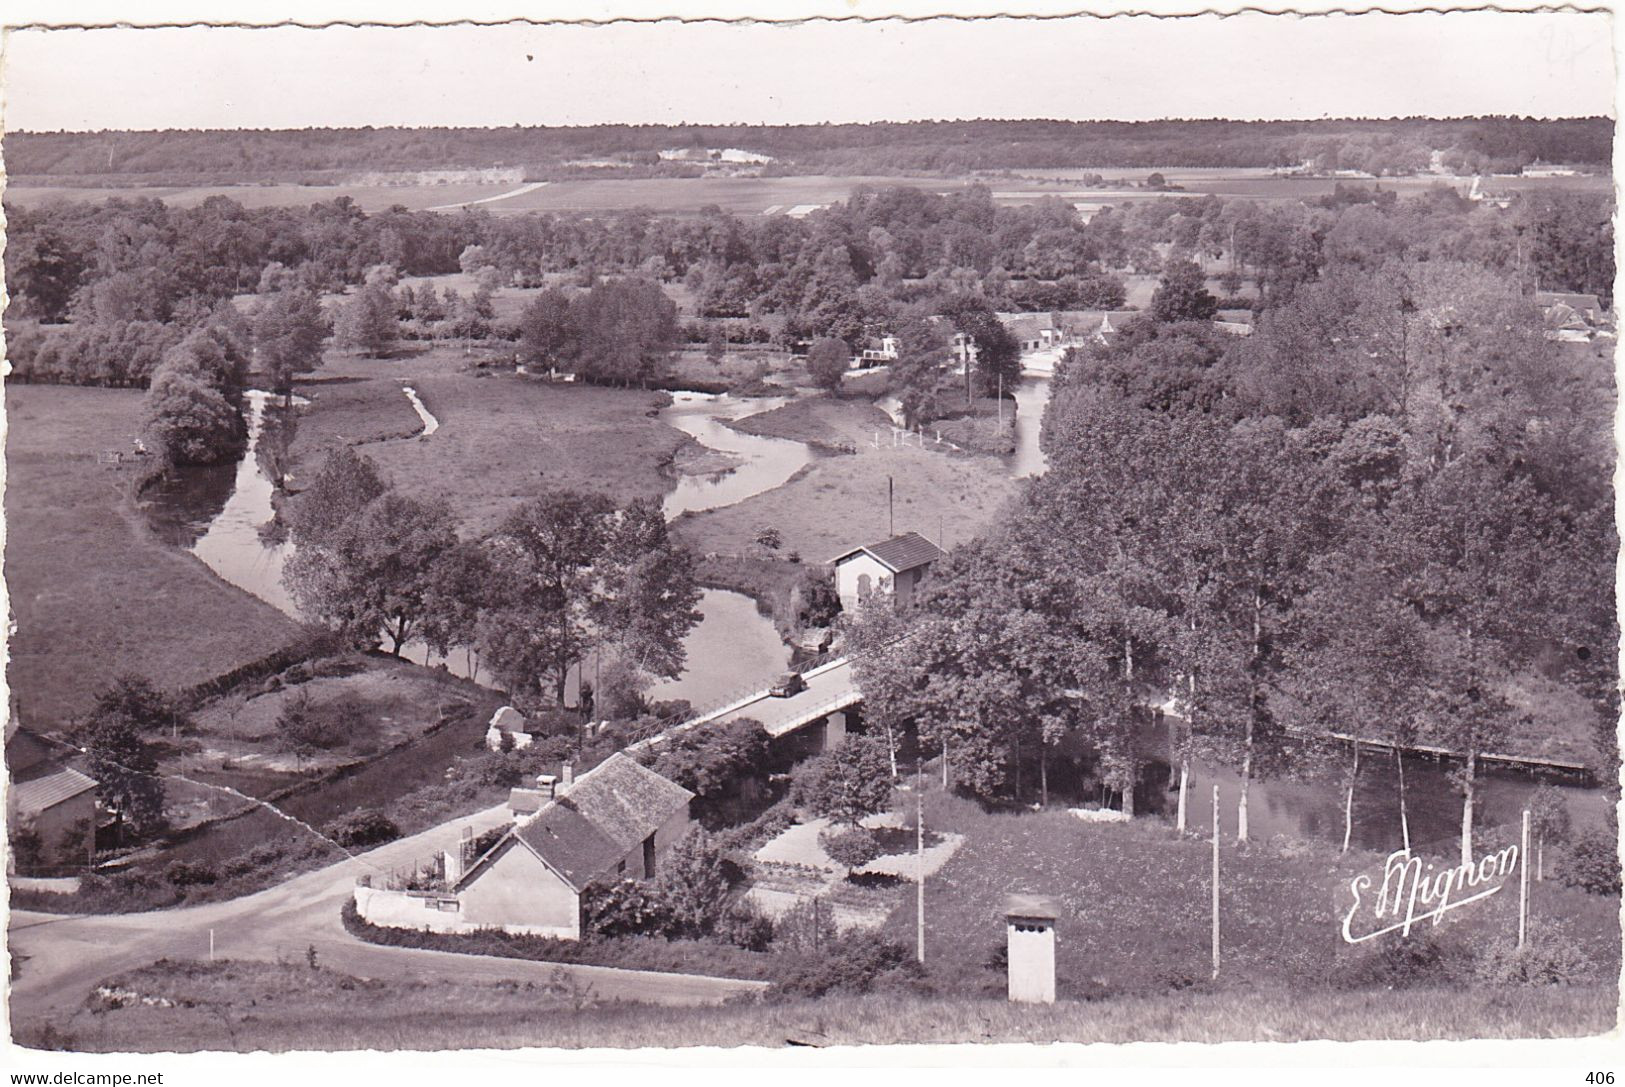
top-left (253, 287), bottom-right (327, 398)
top-left (283, 492), bottom-right (461, 655)
top-left (475, 490), bottom-right (700, 707)
top-left (74, 676), bottom-right (178, 844)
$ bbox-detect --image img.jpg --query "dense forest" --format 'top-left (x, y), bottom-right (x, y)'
top-left (6, 181), bottom-right (1613, 392)
top-left (6, 117), bottom-right (1611, 184)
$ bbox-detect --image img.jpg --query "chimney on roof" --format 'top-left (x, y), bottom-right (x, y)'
top-left (537, 773), bottom-right (558, 800)
top-left (561, 762), bottom-right (574, 794)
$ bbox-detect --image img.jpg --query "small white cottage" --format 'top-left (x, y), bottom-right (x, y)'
top-left (831, 531), bottom-right (947, 614)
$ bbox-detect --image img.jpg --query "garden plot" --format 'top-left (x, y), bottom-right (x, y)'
top-left (744, 814), bottom-right (966, 932)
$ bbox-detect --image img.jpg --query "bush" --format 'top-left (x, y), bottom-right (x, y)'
top-left (774, 932), bottom-right (921, 998)
top-left (1331, 929), bottom-right (1473, 990)
top-left (714, 799), bottom-right (795, 854)
top-left (1557, 830), bottom-right (1620, 895)
top-left (820, 826), bottom-right (882, 871)
top-left (658, 828), bottom-right (732, 937)
top-left (326, 809), bottom-right (400, 848)
top-left (713, 899), bottom-right (775, 952)
top-left (1471, 924), bottom-right (1595, 986)
top-left (772, 896), bottom-right (838, 955)
top-left (581, 879), bottom-right (676, 939)
top-left (164, 860), bottom-right (219, 888)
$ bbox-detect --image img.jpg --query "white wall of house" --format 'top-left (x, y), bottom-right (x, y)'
top-left (835, 553), bottom-right (894, 613)
top-left (458, 841), bottom-right (583, 939)
top-left (353, 885), bottom-right (469, 934)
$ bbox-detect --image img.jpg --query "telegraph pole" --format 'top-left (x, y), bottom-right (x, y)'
top-left (1211, 785), bottom-right (1221, 980)
top-left (916, 757), bottom-right (926, 963)
top-left (888, 476), bottom-right (895, 538)
top-left (1518, 808), bottom-right (1531, 948)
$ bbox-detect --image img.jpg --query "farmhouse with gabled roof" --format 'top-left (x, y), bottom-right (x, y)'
top-left (831, 531), bottom-right (947, 613)
top-left (353, 753), bottom-right (693, 939)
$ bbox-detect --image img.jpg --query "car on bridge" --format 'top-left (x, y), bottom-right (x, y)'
top-left (768, 671), bottom-right (808, 698)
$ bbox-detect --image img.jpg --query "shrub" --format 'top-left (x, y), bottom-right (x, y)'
top-left (1557, 829), bottom-right (1620, 895)
top-left (714, 799), bottom-right (795, 854)
top-left (326, 809), bottom-right (400, 849)
top-left (820, 826), bottom-right (882, 871)
top-left (1331, 929), bottom-right (1473, 990)
top-left (1471, 925), bottom-right (1594, 986)
top-left (772, 896), bottom-right (838, 955)
top-left (658, 828), bottom-right (732, 937)
top-left (774, 932), bottom-right (921, 998)
top-left (713, 900), bottom-right (775, 952)
top-left (164, 860), bottom-right (219, 888)
top-left (581, 880), bottom-right (676, 939)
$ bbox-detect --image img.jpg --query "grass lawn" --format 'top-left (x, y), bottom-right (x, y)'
top-left (23, 960), bottom-right (1615, 1051)
top-left (5, 386), bottom-right (304, 728)
top-left (185, 653), bottom-right (482, 771)
top-left (881, 791), bottom-right (1622, 1001)
top-left (291, 352), bottom-right (687, 535)
top-left (673, 397), bottom-right (1022, 562)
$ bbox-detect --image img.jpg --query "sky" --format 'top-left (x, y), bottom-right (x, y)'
top-left (0, 8), bottom-right (1615, 131)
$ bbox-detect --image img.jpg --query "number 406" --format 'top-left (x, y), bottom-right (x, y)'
top-left (1585, 1074), bottom-right (1614, 1084)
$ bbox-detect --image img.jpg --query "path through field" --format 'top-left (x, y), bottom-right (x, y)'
top-left (427, 181), bottom-right (549, 211)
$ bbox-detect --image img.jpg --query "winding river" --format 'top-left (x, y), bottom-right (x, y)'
top-left (146, 371), bottom-right (1603, 845)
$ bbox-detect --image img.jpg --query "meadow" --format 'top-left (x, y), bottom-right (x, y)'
top-left (671, 397), bottom-right (1022, 563)
top-left (293, 348), bottom-right (691, 536)
top-left (4, 385), bottom-right (304, 727)
top-left (5, 175), bottom-right (969, 217)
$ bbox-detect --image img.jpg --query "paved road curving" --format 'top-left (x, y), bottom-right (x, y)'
top-left (9, 803), bottom-right (767, 1026)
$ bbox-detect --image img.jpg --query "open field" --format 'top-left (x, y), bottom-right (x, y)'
top-left (20, 961), bottom-right (1615, 1052)
top-left (4, 175), bottom-right (969, 217)
top-left (672, 398), bottom-right (1021, 561)
top-left (3, 181), bottom-right (525, 214)
top-left (4, 386), bottom-right (304, 727)
top-left (878, 791), bottom-right (1622, 999)
top-left (296, 360), bottom-right (687, 535)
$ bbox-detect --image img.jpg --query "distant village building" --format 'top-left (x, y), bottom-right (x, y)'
top-left (855, 335), bottom-right (900, 367)
top-left (831, 531), bottom-right (948, 613)
top-left (1213, 309), bottom-right (1256, 336)
top-left (353, 754), bottom-right (693, 940)
top-left (484, 705), bottom-right (532, 751)
top-left (1535, 291), bottom-right (1610, 343)
top-left (6, 718), bottom-right (97, 873)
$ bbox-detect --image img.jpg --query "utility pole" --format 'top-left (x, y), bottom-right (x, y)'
top-left (1518, 808), bottom-right (1531, 948)
top-left (1211, 785), bottom-right (1220, 980)
top-left (888, 476), bottom-right (895, 538)
top-left (916, 757), bottom-right (926, 963)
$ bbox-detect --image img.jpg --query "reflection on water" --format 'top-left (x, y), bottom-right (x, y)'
top-left (1008, 371), bottom-right (1051, 478)
top-left (660, 392), bottom-right (814, 518)
top-left (1139, 721), bottom-right (1606, 852)
top-left (648, 588), bottom-right (792, 711)
top-left (145, 391), bottom-right (299, 616)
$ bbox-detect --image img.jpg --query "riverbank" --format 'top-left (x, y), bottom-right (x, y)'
top-left (5, 386), bottom-right (305, 726)
top-left (672, 396), bottom-right (1022, 561)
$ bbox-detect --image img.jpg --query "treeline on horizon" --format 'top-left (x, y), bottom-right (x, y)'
top-left (5, 117), bottom-right (1611, 183)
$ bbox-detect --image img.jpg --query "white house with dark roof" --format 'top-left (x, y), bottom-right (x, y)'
top-left (353, 753), bottom-right (693, 939)
top-left (831, 531), bottom-right (948, 613)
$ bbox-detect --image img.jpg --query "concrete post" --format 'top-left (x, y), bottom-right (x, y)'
top-left (1004, 894), bottom-right (1060, 1004)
